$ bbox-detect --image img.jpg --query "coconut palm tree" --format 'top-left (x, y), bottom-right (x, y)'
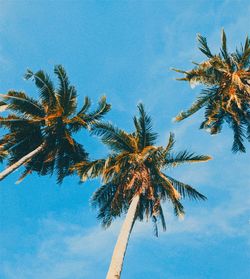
top-left (173, 30), bottom-right (250, 152)
top-left (74, 104), bottom-right (211, 279)
top-left (0, 65), bottom-right (111, 183)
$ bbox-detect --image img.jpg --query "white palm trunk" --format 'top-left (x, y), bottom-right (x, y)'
top-left (106, 194), bottom-right (140, 279)
top-left (0, 143), bottom-right (45, 181)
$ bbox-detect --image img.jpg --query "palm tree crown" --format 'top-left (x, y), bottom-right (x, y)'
top-left (174, 30), bottom-right (250, 152)
top-left (0, 65), bottom-right (111, 183)
top-left (75, 104), bottom-right (211, 234)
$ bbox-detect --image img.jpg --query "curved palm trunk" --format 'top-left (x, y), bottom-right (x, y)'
top-left (0, 143), bottom-right (45, 181)
top-left (106, 194), bottom-right (140, 279)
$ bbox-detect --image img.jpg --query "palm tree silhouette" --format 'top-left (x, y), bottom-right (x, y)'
top-left (174, 30), bottom-right (250, 152)
top-left (0, 65), bottom-right (111, 183)
top-left (74, 104), bottom-right (211, 279)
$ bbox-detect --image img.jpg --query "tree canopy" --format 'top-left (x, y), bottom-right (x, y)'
top-left (74, 104), bottom-right (211, 235)
top-left (174, 30), bottom-right (250, 152)
top-left (0, 65), bottom-right (111, 183)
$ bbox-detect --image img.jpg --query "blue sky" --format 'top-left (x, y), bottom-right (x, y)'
top-left (0, 1), bottom-right (249, 278)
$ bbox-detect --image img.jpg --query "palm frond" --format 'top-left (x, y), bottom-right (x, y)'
top-left (164, 132), bottom-right (175, 154)
top-left (74, 159), bottom-right (106, 182)
top-left (0, 91), bottom-right (45, 118)
top-left (136, 103), bottom-right (157, 149)
top-left (54, 65), bottom-right (77, 116)
top-left (152, 215), bottom-right (159, 237)
top-left (197, 34), bottom-right (213, 58)
top-left (158, 205), bottom-right (166, 231)
top-left (172, 199), bottom-right (185, 217)
top-left (0, 115), bottom-right (33, 128)
top-left (175, 91), bottom-right (210, 121)
top-left (231, 119), bottom-right (246, 153)
top-left (25, 69), bottom-right (57, 108)
top-left (82, 96), bottom-right (111, 124)
top-left (91, 122), bottom-right (135, 153)
top-left (166, 151), bottom-right (211, 167)
top-left (220, 29), bottom-right (230, 63)
top-left (91, 182), bottom-right (123, 228)
top-left (78, 96), bottom-right (91, 114)
top-left (166, 175), bottom-right (207, 200)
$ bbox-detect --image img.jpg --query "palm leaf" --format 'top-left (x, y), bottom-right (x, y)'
top-left (54, 65), bottom-right (77, 116)
top-left (0, 91), bottom-right (45, 118)
top-left (82, 96), bottom-right (111, 123)
top-left (91, 122), bottom-right (135, 153)
top-left (25, 69), bottom-right (57, 108)
top-left (166, 175), bottom-right (206, 200)
top-left (136, 103), bottom-right (157, 149)
top-left (166, 151), bottom-right (211, 166)
top-left (197, 34), bottom-right (213, 58)
top-left (175, 91), bottom-right (211, 121)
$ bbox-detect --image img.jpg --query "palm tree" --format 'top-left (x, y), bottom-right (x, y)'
top-left (0, 65), bottom-right (111, 183)
top-left (173, 30), bottom-right (250, 152)
top-left (74, 104), bottom-right (211, 279)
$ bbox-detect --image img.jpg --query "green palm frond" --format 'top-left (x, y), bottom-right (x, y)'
top-left (241, 36), bottom-right (250, 66)
top-left (164, 132), bottom-right (175, 153)
top-left (166, 151), bottom-right (211, 167)
top-left (78, 96), bottom-right (91, 114)
top-left (135, 103), bottom-right (157, 150)
top-left (172, 199), bottom-right (185, 217)
top-left (197, 34), bottom-right (213, 58)
top-left (74, 159), bottom-right (106, 182)
top-left (158, 204), bottom-right (166, 231)
top-left (0, 115), bottom-right (34, 128)
top-left (230, 119), bottom-right (246, 153)
top-left (175, 90), bottom-right (211, 121)
top-left (92, 182), bottom-right (122, 227)
top-left (85, 96), bottom-right (111, 123)
top-left (69, 96), bottom-right (111, 132)
top-left (54, 65), bottom-right (77, 116)
top-left (220, 29), bottom-right (230, 63)
top-left (24, 69), bottom-right (57, 108)
top-left (166, 175), bottom-right (207, 200)
top-left (91, 122), bottom-right (135, 153)
top-left (0, 91), bottom-right (45, 118)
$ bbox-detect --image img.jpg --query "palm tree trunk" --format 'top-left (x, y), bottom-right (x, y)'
top-left (0, 143), bottom-right (45, 181)
top-left (106, 194), bottom-right (140, 279)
